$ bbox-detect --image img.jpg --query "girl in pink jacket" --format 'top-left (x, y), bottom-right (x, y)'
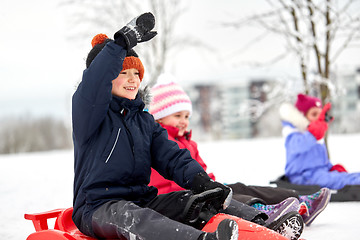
top-left (148, 75), bottom-right (330, 227)
top-left (150, 122), bottom-right (216, 194)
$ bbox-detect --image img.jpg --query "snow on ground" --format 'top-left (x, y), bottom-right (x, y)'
top-left (1, 134), bottom-right (359, 239)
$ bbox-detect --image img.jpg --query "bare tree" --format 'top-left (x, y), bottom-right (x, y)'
top-left (220, 0), bottom-right (360, 148)
top-left (225, 0), bottom-right (360, 103)
top-left (59, 0), bottom-right (201, 87)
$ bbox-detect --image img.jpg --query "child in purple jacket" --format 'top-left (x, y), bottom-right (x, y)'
top-left (280, 93), bottom-right (360, 189)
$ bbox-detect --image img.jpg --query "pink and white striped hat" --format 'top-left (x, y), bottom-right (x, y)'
top-left (149, 74), bottom-right (192, 120)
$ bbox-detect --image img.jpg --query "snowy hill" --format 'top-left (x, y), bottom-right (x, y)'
top-left (1, 134), bottom-right (359, 239)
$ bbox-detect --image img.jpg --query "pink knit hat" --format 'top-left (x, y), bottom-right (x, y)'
top-left (149, 74), bottom-right (192, 120)
top-left (295, 93), bottom-right (322, 114)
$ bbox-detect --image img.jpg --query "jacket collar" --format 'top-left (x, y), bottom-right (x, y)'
top-left (110, 94), bottom-right (145, 114)
top-left (159, 123), bottom-right (192, 140)
top-left (279, 102), bottom-right (309, 131)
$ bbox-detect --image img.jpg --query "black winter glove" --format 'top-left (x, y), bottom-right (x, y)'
top-left (114, 12), bottom-right (157, 49)
top-left (191, 172), bottom-right (233, 210)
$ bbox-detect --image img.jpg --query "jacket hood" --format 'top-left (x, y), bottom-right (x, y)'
top-left (279, 102), bottom-right (309, 131)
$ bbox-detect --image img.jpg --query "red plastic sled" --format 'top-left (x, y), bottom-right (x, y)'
top-left (202, 213), bottom-right (287, 240)
top-left (25, 208), bottom-right (94, 240)
top-left (25, 207), bottom-right (287, 240)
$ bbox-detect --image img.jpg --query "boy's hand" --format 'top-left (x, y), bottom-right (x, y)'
top-left (191, 172), bottom-right (232, 210)
top-left (114, 12), bottom-right (157, 49)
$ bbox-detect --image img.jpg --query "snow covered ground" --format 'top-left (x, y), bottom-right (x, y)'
top-left (1, 133), bottom-right (359, 239)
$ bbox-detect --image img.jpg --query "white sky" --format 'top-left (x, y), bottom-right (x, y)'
top-left (0, 0), bottom-right (82, 121)
top-left (1, 0), bottom-right (359, 121)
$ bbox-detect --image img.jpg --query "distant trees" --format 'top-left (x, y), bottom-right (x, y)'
top-left (0, 116), bottom-right (72, 154)
top-left (220, 0), bottom-right (360, 144)
top-left (225, 0), bottom-right (360, 103)
top-left (59, 0), bottom-right (201, 87)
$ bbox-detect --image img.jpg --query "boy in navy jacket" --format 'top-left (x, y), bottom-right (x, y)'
top-left (72, 13), bottom-right (248, 240)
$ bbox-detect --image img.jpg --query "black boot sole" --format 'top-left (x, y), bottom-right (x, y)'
top-left (267, 211), bottom-right (304, 240)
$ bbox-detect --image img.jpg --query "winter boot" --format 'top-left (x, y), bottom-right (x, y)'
top-left (252, 197), bottom-right (300, 224)
top-left (198, 219), bottom-right (239, 240)
top-left (266, 211), bottom-right (304, 240)
top-left (299, 187), bottom-right (331, 226)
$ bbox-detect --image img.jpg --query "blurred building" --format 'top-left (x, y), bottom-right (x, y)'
top-left (182, 67), bottom-right (360, 141)
top-left (184, 78), bottom-right (276, 140)
top-left (331, 67), bottom-right (360, 133)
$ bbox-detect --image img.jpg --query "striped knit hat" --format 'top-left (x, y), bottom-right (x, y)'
top-left (149, 73), bottom-right (192, 120)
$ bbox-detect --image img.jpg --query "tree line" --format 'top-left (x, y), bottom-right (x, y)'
top-left (0, 116), bottom-right (72, 154)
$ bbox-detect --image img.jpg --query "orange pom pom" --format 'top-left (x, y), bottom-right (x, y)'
top-left (91, 34), bottom-right (109, 47)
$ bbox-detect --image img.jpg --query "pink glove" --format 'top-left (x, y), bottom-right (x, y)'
top-left (307, 102), bottom-right (332, 140)
top-left (308, 120), bottom-right (328, 140)
top-left (319, 103), bottom-right (334, 123)
top-left (330, 164), bottom-right (348, 173)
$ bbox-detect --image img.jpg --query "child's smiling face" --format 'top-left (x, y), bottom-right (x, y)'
top-left (111, 68), bottom-right (141, 99)
top-left (158, 110), bottom-right (190, 136)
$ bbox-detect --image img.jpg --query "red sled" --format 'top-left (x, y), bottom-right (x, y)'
top-left (25, 207), bottom-right (287, 240)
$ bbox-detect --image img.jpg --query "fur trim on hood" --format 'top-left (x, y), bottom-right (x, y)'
top-left (279, 102), bottom-right (309, 131)
top-left (138, 85), bottom-right (152, 110)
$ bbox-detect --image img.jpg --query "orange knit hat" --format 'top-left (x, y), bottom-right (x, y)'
top-left (87, 33), bottom-right (144, 81)
top-left (122, 56), bottom-right (144, 81)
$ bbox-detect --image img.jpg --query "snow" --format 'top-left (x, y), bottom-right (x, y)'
top-left (1, 134), bottom-right (359, 239)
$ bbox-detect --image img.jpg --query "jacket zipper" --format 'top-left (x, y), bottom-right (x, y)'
top-left (105, 128), bottom-right (121, 163)
top-left (120, 109), bottom-right (135, 155)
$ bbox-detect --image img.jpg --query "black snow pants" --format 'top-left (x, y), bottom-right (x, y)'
top-left (228, 182), bottom-right (300, 205)
top-left (91, 190), bottom-right (266, 240)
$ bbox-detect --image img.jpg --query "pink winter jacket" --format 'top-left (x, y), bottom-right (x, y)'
top-left (149, 123), bottom-right (215, 194)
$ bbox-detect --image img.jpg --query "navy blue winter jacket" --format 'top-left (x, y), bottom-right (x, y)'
top-left (71, 41), bottom-right (205, 233)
